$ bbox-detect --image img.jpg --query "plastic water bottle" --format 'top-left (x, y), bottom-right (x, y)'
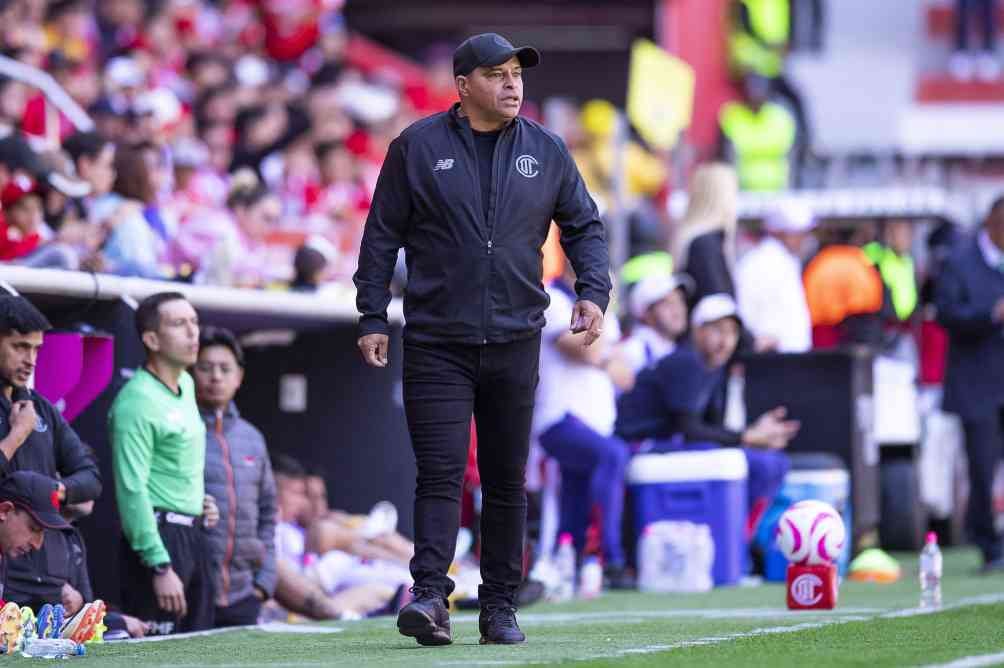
top-left (637, 525), bottom-right (665, 592)
top-left (22, 638), bottom-right (85, 658)
top-left (578, 556), bottom-right (603, 599)
top-left (554, 532), bottom-right (576, 602)
top-left (919, 531), bottom-right (943, 609)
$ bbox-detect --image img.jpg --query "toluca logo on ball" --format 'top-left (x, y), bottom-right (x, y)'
top-left (515, 154), bottom-right (539, 178)
top-left (790, 573), bottom-right (824, 606)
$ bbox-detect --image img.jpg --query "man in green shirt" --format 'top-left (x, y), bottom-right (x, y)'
top-left (109, 292), bottom-right (213, 632)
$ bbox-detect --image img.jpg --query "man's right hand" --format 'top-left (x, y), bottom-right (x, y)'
top-left (743, 406), bottom-right (801, 450)
top-left (9, 400), bottom-right (37, 441)
top-left (357, 334), bottom-right (389, 368)
top-left (153, 567), bottom-right (187, 618)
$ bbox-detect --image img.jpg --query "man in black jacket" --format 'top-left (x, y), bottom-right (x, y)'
top-left (0, 295), bottom-right (102, 608)
top-left (353, 33), bottom-right (610, 646)
top-left (936, 197), bottom-right (1004, 572)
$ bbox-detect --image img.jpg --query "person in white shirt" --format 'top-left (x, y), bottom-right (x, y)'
top-left (617, 273), bottom-right (694, 383)
top-left (533, 268), bottom-right (632, 588)
top-left (735, 199), bottom-right (815, 352)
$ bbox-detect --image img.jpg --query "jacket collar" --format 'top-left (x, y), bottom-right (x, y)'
top-left (199, 401), bottom-right (239, 424)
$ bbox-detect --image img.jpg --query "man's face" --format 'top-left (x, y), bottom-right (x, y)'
top-left (0, 506), bottom-right (45, 559)
top-left (305, 475), bottom-right (329, 520)
top-left (276, 474), bottom-right (310, 525)
top-left (81, 144), bottom-right (116, 196)
top-left (0, 330), bottom-right (43, 387)
top-left (7, 196), bottom-right (43, 233)
top-left (886, 220), bottom-right (913, 255)
top-left (693, 317), bottom-right (740, 369)
top-left (144, 299), bottom-right (199, 367)
top-left (646, 289), bottom-right (688, 341)
top-left (194, 345), bottom-right (243, 409)
top-left (459, 57), bottom-right (523, 122)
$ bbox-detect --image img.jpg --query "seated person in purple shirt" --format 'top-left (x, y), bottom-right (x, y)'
top-left (615, 294), bottom-right (799, 533)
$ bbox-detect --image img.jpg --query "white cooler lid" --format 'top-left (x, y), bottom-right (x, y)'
top-left (627, 449), bottom-right (748, 484)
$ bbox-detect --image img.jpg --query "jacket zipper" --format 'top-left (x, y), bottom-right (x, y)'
top-left (215, 412), bottom-right (238, 606)
top-left (482, 124), bottom-right (509, 344)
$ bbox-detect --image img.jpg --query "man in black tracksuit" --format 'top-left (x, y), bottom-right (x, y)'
top-left (0, 296), bottom-right (102, 609)
top-left (353, 33), bottom-right (610, 646)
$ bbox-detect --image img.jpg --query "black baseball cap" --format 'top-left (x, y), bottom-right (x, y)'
top-left (453, 33), bottom-right (540, 77)
top-left (0, 471), bottom-right (71, 530)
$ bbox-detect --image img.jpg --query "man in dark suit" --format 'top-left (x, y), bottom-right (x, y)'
top-left (936, 197), bottom-right (1004, 572)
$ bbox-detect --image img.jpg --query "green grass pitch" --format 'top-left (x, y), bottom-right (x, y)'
top-left (29, 548), bottom-right (1004, 667)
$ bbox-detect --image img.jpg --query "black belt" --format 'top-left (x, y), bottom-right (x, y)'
top-left (153, 509), bottom-right (201, 528)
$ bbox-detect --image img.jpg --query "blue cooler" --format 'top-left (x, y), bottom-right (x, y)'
top-left (627, 449), bottom-right (748, 586)
top-left (755, 467), bottom-right (852, 581)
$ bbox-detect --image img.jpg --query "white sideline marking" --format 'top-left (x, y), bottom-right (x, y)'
top-left (920, 652), bottom-right (1004, 668)
top-left (124, 622), bottom-right (342, 643)
top-left (451, 607), bottom-right (877, 625)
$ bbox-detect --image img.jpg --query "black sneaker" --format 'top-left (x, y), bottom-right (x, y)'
top-left (397, 588), bottom-right (452, 646)
top-left (604, 565), bottom-right (637, 590)
top-left (479, 604), bottom-right (526, 645)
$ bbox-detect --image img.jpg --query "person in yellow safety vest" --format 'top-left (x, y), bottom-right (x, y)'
top-left (729, 0), bottom-right (790, 80)
top-left (863, 220), bottom-right (918, 323)
top-left (727, 0), bottom-right (809, 152)
top-left (717, 74), bottom-right (797, 192)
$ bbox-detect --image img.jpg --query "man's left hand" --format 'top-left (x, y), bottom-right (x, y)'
top-left (570, 300), bottom-right (604, 346)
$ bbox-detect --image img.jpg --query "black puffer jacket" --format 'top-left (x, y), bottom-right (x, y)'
top-left (354, 104), bottom-right (611, 344)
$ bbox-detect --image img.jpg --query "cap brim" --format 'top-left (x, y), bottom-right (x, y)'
top-left (484, 46), bottom-right (540, 70)
top-left (44, 172), bottom-right (92, 199)
top-left (19, 503), bottom-right (71, 530)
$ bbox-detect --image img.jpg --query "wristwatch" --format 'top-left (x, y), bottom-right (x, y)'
top-left (152, 562), bottom-right (171, 576)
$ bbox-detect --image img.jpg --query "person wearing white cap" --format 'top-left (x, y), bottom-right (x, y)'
top-left (616, 293), bottom-right (799, 535)
top-left (615, 274), bottom-right (693, 383)
top-left (734, 198), bottom-right (815, 353)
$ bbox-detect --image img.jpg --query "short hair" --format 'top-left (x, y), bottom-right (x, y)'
top-left (987, 194), bottom-right (1004, 221)
top-left (313, 140), bottom-right (345, 164)
top-left (293, 245), bottom-right (328, 283)
top-left (198, 325), bottom-right (245, 368)
top-left (63, 131), bottom-right (110, 166)
top-left (134, 291), bottom-right (188, 340)
top-left (271, 453), bottom-right (306, 478)
top-left (0, 296), bottom-right (51, 335)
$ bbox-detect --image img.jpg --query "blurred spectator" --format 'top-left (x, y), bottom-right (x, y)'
top-left (616, 273), bottom-right (693, 381)
top-left (573, 99), bottom-right (667, 214)
top-left (110, 292), bottom-right (213, 633)
top-left (0, 176), bottom-right (45, 261)
top-left (935, 197), bottom-right (1004, 572)
top-left (717, 74), bottom-right (797, 192)
top-left (96, 143), bottom-right (166, 278)
top-left (727, 0), bottom-right (809, 148)
top-left (735, 199), bottom-right (815, 353)
top-left (290, 241), bottom-right (330, 292)
top-left (0, 295), bottom-right (102, 611)
top-left (863, 220), bottom-right (918, 324)
top-left (950, 0), bottom-right (1000, 81)
top-left (533, 265), bottom-right (632, 588)
top-left (194, 326), bottom-right (278, 628)
top-left (803, 227), bottom-right (887, 348)
top-left (615, 294), bottom-right (797, 535)
top-left (673, 163), bottom-right (740, 305)
top-left (175, 169), bottom-right (281, 287)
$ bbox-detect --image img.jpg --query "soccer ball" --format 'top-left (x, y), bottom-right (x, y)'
top-left (776, 500), bottom-right (846, 566)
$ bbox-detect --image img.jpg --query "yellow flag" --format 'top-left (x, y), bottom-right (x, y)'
top-left (626, 38), bottom-right (695, 150)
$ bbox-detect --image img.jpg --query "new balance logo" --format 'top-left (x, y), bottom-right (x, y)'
top-left (433, 159), bottom-right (455, 171)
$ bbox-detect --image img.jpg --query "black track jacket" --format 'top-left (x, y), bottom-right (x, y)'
top-left (354, 104), bottom-right (611, 344)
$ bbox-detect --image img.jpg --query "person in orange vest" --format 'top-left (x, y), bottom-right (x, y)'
top-left (803, 228), bottom-right (888, 348)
